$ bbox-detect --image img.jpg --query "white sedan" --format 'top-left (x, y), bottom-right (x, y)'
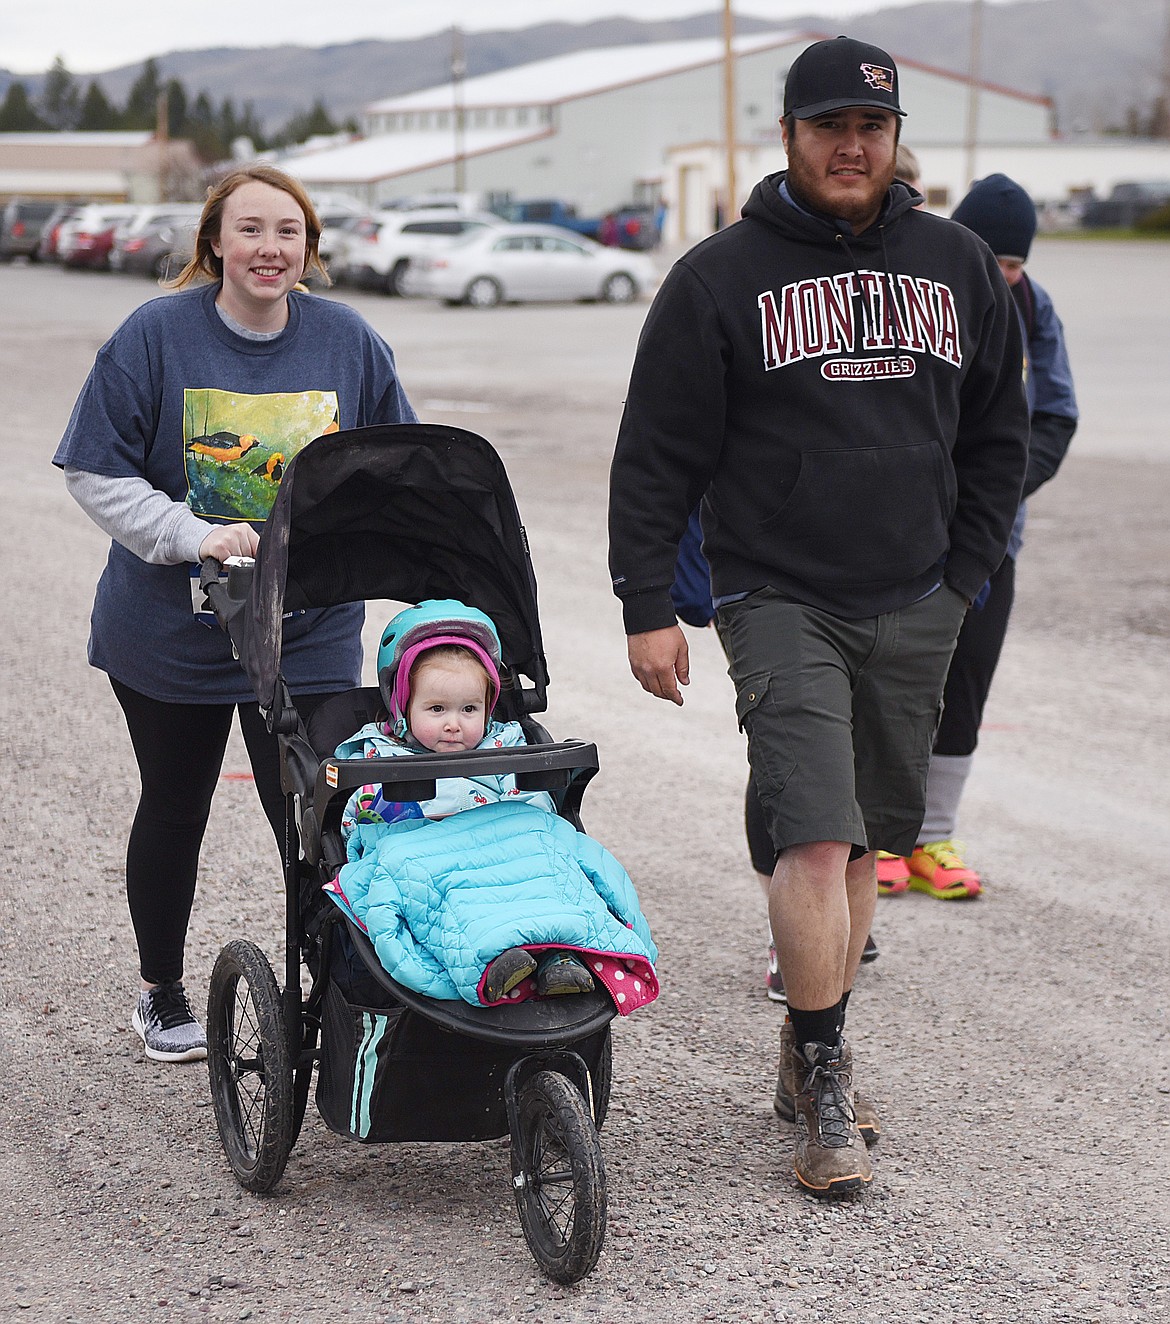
top-left (401, 224), bottom-right (659, 307)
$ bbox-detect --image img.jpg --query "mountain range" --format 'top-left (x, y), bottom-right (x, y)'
top-left (3, 0), bottom-right (1167, 138)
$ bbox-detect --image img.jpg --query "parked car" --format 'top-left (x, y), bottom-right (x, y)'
top-left (35, 203), bottom-right (86, 261)
top-left (605, 204), bottom-right (661, 251)
top-left (110, 206), bottom-right (202, 278)
top-left (57, 203), bottom-right (140, 269)
top-left (492, 198), bottom-right (600, 240)
top-left (402, 223), bottom-right (658, 307)
top-left (1080, 181), bottom-right (1170, 229)
top-left (492, 199), bottom-right (661, 250)
top-left (379, 191), bottom-right (490, 213)
top-left (318, 209), bottom-right (375, 281)
top-left (344, 209), bottom-right (506, 295)
top-left (0, 198), bottom-right (60, 260)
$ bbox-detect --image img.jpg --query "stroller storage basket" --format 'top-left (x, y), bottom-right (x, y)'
top-left (317, 921), bottom-right (613, 1143)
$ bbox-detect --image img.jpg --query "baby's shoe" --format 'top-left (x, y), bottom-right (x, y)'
top-left (482, 947), bottom-right (537, 1002)
top-left (536, 951), bottom-right (595, 996)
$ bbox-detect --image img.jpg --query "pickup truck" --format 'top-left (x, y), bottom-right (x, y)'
top-left (492, 199), bottom-right (660, 250)
top-left (1080, 180), bottom-right (1170, 229)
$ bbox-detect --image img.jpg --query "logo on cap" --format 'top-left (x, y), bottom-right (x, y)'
top-left (860, 63), bottom-right (895, 93)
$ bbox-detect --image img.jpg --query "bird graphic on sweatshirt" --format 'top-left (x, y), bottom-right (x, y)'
top-left (249, 451), bottom-right (285, 481)
top-left (186, 431), bottom-right (260, 462)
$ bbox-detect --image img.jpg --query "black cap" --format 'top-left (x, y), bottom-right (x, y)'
top-left (951, 174), bottom-right (1037, 260)
top-left (784, 36), bottom-right (906, 120)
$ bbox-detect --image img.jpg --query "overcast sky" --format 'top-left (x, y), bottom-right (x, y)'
top-left (6, 0), bottom-right (993, 76)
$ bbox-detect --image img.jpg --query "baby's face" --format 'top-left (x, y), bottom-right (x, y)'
top-left (407, 658), bottom-right (488, 753)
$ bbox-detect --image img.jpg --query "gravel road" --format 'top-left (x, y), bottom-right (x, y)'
top-left (1, 241), bottom-right (1167, 1323)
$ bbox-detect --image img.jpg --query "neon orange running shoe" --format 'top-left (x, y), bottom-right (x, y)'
top-left (907, 840), bottom-right (982, 899)
top-left (876, 851), bottom-right (911, 895)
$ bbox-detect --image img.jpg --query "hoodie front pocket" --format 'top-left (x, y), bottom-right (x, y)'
top-left (759, 442), bottom-right (952, 585)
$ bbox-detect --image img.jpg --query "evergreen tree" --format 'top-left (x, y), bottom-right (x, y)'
top-left (41, 56), bottom-right (80, 130)
top-left (235, 100), bottom-right (266, 150)
top-left (0, 82), bottom-right (45, 131)
top-left (216, 97), bottom-right (266, 155)
top-left (273, 97), bottom-right (338, 148)
top-left (164, 78), bottom-right (188, 137)
top-left (186, 91), bottom-right (224, 161)
top-left (123, 57), bottom-right (163, 130)
top-left (77, 81), bottom-right (120, 131)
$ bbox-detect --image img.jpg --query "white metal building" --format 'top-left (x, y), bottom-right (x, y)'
top-left (666, 134), bottom-right (1170, 238)
top-left (279, 32), bottom-right (1169, 241)
top-left (282, 31), bottom-right (1052, 223)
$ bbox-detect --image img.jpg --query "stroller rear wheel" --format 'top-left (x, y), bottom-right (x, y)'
top-left (207, 940), bottom-right (294, 1193)
top-left (511, 1070), bottom-right (607, 1284)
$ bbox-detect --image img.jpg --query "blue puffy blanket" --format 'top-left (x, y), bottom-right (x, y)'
top-left (325, 800), bottom-right (658, 1012)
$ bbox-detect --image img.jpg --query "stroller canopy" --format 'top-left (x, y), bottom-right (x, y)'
top-left (237, 423), bottom-right (549, 717)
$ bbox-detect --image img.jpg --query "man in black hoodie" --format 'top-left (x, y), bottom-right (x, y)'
top-left (608, 36), bottom-right (1028, 1197)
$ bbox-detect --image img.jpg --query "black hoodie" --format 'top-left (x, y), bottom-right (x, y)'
top-left (608, 172), bottom-right (1028, 632)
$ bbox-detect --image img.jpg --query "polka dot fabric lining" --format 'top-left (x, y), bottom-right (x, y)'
top-left (493, 947), bottom-right (658, 1016)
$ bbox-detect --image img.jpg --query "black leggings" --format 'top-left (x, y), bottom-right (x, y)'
top-left (932, 555), bottom-right (1016, 757)
top-left (111, 678), bottom-right (333, 984)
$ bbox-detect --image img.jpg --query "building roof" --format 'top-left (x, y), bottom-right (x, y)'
top-left (290, 31), bottom-right (1053, 190)
top-left (365, 32), bottom-right (795, 113)
top-left (282, 127), bottom-right (550, 186)
top-left (0, 132), bottom-right (156, 148)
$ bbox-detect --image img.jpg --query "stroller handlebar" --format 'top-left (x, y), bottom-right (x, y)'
top-left (200, 555), bottom-right (256, 601)
top-left (316, 740), bottom-right (601, 805)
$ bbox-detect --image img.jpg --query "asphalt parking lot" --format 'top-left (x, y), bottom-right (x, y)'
top-left (1, 243), bottom-right (1168, 1321)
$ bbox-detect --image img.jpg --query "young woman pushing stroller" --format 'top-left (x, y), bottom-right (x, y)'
top-left (53, 164), bottom-right (416, 1062)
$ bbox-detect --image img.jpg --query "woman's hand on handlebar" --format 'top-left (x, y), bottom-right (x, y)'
top-left (198, 523), bottom-right (259, 562)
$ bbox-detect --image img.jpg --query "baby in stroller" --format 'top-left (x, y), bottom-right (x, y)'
top-left (326, 599), bottom-right (658, 1011)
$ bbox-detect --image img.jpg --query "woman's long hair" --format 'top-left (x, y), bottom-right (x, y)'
top-left (168, 163), bottom-right (330, 289)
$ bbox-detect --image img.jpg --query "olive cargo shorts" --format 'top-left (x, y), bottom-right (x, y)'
top-left (716, 585), bottom-right (968, 859)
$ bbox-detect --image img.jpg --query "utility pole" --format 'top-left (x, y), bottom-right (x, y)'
top-left (1158, 0), bottom-right (1170, 138)
top-left (452, 25), bottom-right (467, 193)
top-left (963, 0), bottom-right (984, 188)
top-left (723, 0), bottom-right (736, 227)
top-left (155, 90), bottom-right (169, 202)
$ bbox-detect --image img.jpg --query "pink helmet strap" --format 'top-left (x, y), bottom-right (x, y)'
top-left (391, 636), bottom-right (502, 726)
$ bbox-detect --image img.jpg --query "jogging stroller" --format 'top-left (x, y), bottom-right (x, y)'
top-left (201, 423), bottom-right (623, 1284)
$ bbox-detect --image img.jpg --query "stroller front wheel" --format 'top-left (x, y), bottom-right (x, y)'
top-left (511, 1069), bottom-right (607, 1284)
top-left (207, 940), bottom-right (294, 1193)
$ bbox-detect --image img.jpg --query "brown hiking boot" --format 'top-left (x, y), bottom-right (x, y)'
top-left (773, 1019), bottom-right (881, 1144)
top-left (788, 1038), bottom-right (873, 1197)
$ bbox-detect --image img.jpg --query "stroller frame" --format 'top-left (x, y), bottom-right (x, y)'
top-left (200, 424), bottom-right (625, 1284)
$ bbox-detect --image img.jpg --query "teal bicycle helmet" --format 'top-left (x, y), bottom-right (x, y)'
top-left (377, 599), bottom-right (503, 737)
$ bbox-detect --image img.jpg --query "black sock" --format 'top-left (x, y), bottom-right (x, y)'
top-left (788, 1002), bottom-right (842, 1050)
top-left (839, 988), bottom-right (851, 1035)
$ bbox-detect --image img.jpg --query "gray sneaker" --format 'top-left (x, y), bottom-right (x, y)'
top-left (132, 981), bottom-right (207, 1063)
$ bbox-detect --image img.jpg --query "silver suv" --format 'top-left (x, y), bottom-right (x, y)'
top-left (343, 209), bottom-right (504, 295)
top-left (0, 199), bottom-right (60, 260)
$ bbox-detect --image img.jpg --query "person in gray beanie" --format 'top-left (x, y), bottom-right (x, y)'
top-left (876, 172), bottom-right (1079, 900)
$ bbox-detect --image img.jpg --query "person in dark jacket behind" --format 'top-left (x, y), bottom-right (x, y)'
top-left (607, 36), bottom-right (1028, 1198)
top-left (876, 173), bottom-right (1078, 900)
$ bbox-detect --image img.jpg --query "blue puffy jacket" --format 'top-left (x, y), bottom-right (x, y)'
top-left (326, 800), bottom-right (658, 1008)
